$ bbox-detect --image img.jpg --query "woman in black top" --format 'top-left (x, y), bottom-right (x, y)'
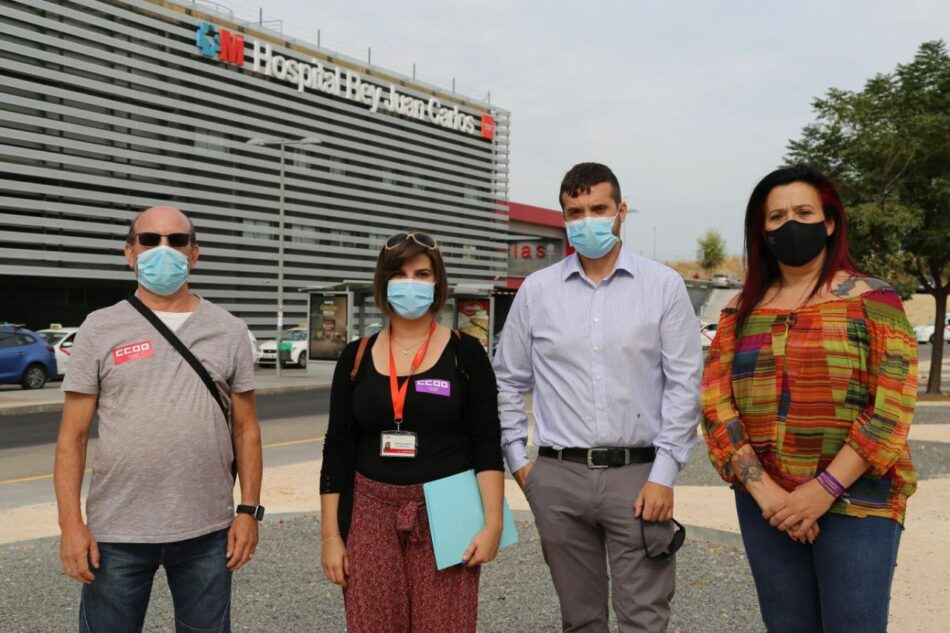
top-left (319, 232), bottom-right (505, 633)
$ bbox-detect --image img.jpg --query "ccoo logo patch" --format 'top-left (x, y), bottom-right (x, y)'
top-left (113, 340), bottom-right (153, 365)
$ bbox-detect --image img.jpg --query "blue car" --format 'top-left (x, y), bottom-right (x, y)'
top-left (0, 324), bottom-right (58, 389)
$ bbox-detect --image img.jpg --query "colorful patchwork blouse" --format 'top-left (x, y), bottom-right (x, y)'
top-left (701, 287), bottom-right (917, 523)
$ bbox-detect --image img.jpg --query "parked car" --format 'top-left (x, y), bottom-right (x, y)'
top-left (699, 321), bottom-right (718, 350)
top-left (259, 328), bottom-right (309, 367)
top-left (711, 274), bottom-right (742, 289)
top-left (915, 317), bottom-right (950, 344)
top-left (0, 323), bottom-right (58, 389)
top-left (36, 325), bottom-right (80, 377)
top-left (247, 329), bottom-right (262, 365)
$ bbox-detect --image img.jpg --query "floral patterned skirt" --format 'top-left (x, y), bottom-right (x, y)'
top-left (343, 472), bottom-right (480, 633)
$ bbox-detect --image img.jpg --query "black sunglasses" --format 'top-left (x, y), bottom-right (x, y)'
top-left (134, 232), bottom-right (193, 248)
top-left (641, 518), bottom-right (686, 561)
top-left (384, 232), bottom-right (438, 250)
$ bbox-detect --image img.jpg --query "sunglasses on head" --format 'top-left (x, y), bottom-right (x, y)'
top-left (384, 232), bottom-right (438, 251)
top-left (641, 517), bottom-right (686, 561)
top-left (134, 232), bottom-right (193, 248)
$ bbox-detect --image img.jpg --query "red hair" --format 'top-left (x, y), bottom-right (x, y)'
top-left (735, 165), bottom-right (861, 327)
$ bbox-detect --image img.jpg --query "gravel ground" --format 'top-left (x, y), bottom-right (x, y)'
top-left (0, 515), bottom-right (763, 633)
top-left (912, 406), bottom-right (950, 425)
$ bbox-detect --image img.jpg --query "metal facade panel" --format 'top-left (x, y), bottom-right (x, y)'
top-left (0, 0), bottom-right (510, 334)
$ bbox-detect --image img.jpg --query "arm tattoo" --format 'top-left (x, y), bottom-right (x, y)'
top-left (832, 276), bottom-right (892, 297)
top-left (733, 451), bottom-right (765, 485)
top-left (831, 277), bottom-right (858, 297)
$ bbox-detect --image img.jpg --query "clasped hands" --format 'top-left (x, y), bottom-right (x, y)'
top-left (759, 478), bottom-right (835, 544)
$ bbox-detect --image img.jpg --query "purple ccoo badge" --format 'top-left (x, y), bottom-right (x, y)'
top-left (415, 379), bottom-right (451, 397)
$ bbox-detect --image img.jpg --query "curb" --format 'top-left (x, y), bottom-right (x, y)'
top-left (917, 400), bottom-right (950, 407)
top-left (0, 383), bottom-right (332, 417)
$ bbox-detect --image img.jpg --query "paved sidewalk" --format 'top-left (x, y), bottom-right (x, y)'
top-left (3, 405), bottom-right (948, 631)
top-left (0, 363), bottom-right (336, 416)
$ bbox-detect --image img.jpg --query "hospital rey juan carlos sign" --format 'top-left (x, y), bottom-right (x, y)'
top-left (195, 22), bottom-right (495, 140)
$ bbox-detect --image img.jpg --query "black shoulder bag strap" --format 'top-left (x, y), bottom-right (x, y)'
top-left (127, 295), bottom-right (237, 480)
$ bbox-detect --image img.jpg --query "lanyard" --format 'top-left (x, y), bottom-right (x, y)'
top-left (388, 319), bottom-right (436, 430)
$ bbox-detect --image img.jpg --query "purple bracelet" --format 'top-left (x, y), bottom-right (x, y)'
top-left (816, 471), bottom-right (845, 498)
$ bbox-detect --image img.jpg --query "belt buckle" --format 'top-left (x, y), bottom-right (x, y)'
top-left (586, 448), bottom-right (610, 469)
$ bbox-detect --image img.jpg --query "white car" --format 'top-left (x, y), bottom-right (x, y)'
top-left (259, 328), bottom-right (309, 367)
top-left (711, 274), bottom-right (741, 289)
top-left (699, 322), bottom-right (718, 350)
top-left (247, 330), bottom-right (262, 365)
top-left (915, 318), bottom-right (950, 344)
top-left (36, 326), bottom-right (80, 377)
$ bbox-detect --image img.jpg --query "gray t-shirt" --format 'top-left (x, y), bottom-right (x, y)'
top-left (63, 297), bottom-right (256, 543)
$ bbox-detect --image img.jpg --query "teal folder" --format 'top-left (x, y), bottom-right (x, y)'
top-left (423, 469), bottom-right (519, 570)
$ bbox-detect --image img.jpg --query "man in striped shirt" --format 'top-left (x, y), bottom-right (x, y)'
top-left (493, 163), bottom-right (702, 632)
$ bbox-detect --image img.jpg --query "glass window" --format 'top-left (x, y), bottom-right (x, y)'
top-left (39, 332), bottom-right (69, 345)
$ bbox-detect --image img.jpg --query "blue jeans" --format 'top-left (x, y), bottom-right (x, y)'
top-left (79, 528), bottom-right (232, 633)
top-left (735, 491), bottom-right (901, 633)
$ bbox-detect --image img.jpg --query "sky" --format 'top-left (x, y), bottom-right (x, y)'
top-left (217, 0), bottom-right (949, 262)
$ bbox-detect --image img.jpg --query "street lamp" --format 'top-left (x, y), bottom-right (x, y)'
top-left (624, 206), bottom-right (641, 255)
top-left (246, 135), bottom-right (322, 378)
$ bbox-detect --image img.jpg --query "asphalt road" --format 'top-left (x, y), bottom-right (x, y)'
top-left (0, 388), bottom-right (330, 451)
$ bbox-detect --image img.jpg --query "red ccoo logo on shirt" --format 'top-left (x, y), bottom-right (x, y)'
top-left (113, 340), bottom-right (154, 365)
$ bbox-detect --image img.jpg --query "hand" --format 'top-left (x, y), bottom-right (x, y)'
top-left (513, 462), bottom-right (533, 491)
top-left (226, 513), bottom-right (258, 571)
top-left (789, 520), bottom-right (821, 544)
top-left (461, 525), bottom-right (502, 568)
top-left (321, 535), bottom-right (349, 587)
top-left (764, 479), bottom-right (835, 538)
top-left (748, 479), bottom-right (819, 544)
top-left (60, 521), bottom-right (99, 584)
top-left (634, 481), bottom-right (674, 522)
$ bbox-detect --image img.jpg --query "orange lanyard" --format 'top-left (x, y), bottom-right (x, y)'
top-left (389, 320), bottom-right (436, 429)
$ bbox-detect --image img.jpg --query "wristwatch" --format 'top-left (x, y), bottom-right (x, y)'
top-left (236, 504), bottom-right (265, 521)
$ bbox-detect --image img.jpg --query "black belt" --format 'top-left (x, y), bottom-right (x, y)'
top-left (538, 446), bottom-right (656, 469)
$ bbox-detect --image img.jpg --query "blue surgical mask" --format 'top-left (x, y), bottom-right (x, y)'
top-left (136, 245), bottom-right (190, 296)
top-left (566, 214), bottom-right (620, 259)
top-left (387, 280), bottom-right (435, 320)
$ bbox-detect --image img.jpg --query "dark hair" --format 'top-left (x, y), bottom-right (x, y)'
top-left (735, 164), bottom-right (860, 326)
top-left (373, 234), bottom-right (449, 318)
top-left (126, 210), bottom-right (197, 244)
top-left (558, 162), bottom-right (621, 208)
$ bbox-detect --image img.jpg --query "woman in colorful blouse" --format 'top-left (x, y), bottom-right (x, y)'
top-left (701, 165), bottom-right (917, 633)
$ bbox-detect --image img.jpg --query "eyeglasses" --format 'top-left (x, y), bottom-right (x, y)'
top-left (641, 518), bottom-right (686, 561)
top-left (384, 232), bottom-right (438, 250)
top-left (133, 232), bottom-right (193, 248)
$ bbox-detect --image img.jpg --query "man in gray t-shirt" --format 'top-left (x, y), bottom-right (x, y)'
top-left (54, 206), bottom-right (263, 633)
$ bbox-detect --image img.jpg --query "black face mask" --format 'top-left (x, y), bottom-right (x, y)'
top-left (764, 220), bottom-right (829, 267)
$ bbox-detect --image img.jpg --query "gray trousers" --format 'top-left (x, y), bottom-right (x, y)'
top-left (524, 456), bottom-right (676, 633)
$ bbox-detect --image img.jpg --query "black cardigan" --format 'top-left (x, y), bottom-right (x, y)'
top-left (319, 330), bottom-right (503, 540)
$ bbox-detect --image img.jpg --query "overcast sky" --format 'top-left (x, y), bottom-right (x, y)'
top-left (221, 0), bottom-right (949, 261)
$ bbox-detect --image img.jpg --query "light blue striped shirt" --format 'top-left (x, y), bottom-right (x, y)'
top-left (493, 247), bottom-right (702, 487)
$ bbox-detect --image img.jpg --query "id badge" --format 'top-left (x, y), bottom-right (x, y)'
top-left (380, 431), bottom-right (418, 458)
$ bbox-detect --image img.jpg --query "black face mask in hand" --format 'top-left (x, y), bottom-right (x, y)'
top-left (764, 220), bottom-right (829, 267)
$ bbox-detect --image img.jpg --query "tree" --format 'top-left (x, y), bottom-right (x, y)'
top-left (697, 228), bottom-right (727, 276)
top-left (786, 40), bottom-right (950, 395)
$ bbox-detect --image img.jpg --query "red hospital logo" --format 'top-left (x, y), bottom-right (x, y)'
top-left (481, 114), bottom-right (495, 140)
top-left (113, 340), bottom-right (154, 365)
top-left (196, 21), bottom-right (245, 66)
